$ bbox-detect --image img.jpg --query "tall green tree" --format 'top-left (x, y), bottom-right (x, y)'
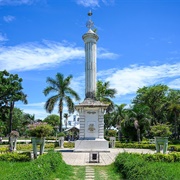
top-left (112, 104), bottom-right (127, 141)
top-left (133, 84), bottom-right (169, 124)
top-left (44, 114), bottom-right (59, 127)
top-left (121, 105), bottom-right (151, 142)
top-left (0, 70), bottom-right (28, 134)
top-left (167, 89), bottom-right (180, 139)
top-left (96, 80), bottom-right (117, 113)
top-left (43, 73), bottom-right (80, 132)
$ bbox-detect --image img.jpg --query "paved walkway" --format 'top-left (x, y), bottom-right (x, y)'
top-left (61, 148), bottom-right (155, 166)
top-left (85, 166), bottom-right (95, 180)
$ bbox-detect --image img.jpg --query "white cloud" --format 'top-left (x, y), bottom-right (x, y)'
top-left (76, 0), bottom-right (99, 7)
top-left (101, 0), bottom-right (115, 6)
top-left (0, 0), bottom-right (38, 6)
top-left (0, 40), bottom-right (118, 71)
top-left (98, 48), bottom-right (119, 59)
top-left (0, 40), bottom-right (84, 71)
top-left (76, 0), bottom-right (114, 7)
top-left (16, 63), bottom-right (180, 119)
top-left (101, 63), bottom-right (180, 96)
top-left (3, 15), bottom-right (15, 22)
top-left (23, 102), bottom-right (45, 107)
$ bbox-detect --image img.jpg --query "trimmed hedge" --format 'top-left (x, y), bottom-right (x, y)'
top-left (115, 142), bottom-right (156, 150)
top-left (54, 141), bottom-right (75, 148)
top-left (115, 142), bottom-right (180, 152)
top-left (114, 153), bottom-right (180, 180)
top-left (143, 152), bottom-right (180, 162)
top-left (168, 145), bottom-right (180, 152)
top-left (0, 146), bottom-right (9, 153)
top-left (0, 152), bottom-right (31, 162)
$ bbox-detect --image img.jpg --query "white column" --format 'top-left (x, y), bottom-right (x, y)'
top-left (83, 30), bottom-right (99, 99)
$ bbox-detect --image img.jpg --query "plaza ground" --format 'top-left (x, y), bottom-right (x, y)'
top-left (61, 148), bottom-right (155, 166)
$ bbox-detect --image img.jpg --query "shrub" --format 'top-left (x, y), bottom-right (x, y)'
top-left (10, 131), bottom-right (19, 138)
top-left (107, 130), bottom-right (117, 137)
top-left (115, 142), bottom-right (155, 150)
top-left (0, 146), bottom-right (8, 153)
top-left (115, 153), bottom-right (180, 180)
top-left (27, 122), bottom-right (53, 137)
top-left (150, 123), bottom-right (171, 137)
top-left (0, 152), bottom-right (31, 162)
top-left (15, 143), bottom-right (55, 151)
top-left (168, 145), bottom-right (180, 152)
top-left (54, 141), bottom-right (74, 148)
top-left (57, 132), bottom-right (65, 137)
top-left (64, 142), bottom-right (74, 148)
top-left (143, 153), bottom-right (180, 162)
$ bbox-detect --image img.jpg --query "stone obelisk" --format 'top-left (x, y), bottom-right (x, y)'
top-left (74, 11), bottom-right (109, 152)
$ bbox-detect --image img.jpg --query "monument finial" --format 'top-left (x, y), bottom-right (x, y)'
top-left (86, 10), bottom-right (94, 29)
top-left (88, 10), bottom-right (93, 17)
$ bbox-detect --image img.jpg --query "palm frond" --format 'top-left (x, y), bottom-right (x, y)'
top-left (65, 87), bottom-right (81, 101)
top-left (44, 95), bottom-right (59, 113)
top-left (65, 96), bottom-right (75, 114)
top-left (43, 86), bottom-right (58, 96)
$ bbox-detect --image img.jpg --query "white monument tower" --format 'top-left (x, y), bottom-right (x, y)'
top-left (75, 11), bottom-right (109, 151)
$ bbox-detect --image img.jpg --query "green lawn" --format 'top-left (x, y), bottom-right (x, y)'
top-left (94, 164), bottom-right (122, 180)
top-left (0, 161), bottom-right (30, 180)
top-left (0, 159), bottom-right (121, 180)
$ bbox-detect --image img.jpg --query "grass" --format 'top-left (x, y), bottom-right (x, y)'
top-left (0, 161), bottom-right (30, 179)
top-left (0, 152), bottom-right (86, 180)
top-left (94, 164), bottom-right (122, 180)
top-left (0, 152), bottom-right (76, 180)
top-left (115, 152), bottom-right (180, 180)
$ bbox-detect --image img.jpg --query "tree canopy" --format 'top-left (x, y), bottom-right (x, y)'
top-left (0, 70), bottom-right (28, 135)
top-left (96, 80), bottom-right (117, 112)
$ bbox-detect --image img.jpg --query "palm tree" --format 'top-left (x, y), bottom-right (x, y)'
top-left (112, 104), bottom-right (127, 141)
top-left (43, 73), bottom-right (80, 132)
top-left (122, 105), bottom-right (151, 142)
top-left (96, 80), bottom-right (117, 113)
top-left (63, 113), bottom-right (69, 129)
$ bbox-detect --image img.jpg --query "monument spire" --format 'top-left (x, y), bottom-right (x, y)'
top-left (83, 10), bottom-right (99, 99)
top-left (86, 10), bottom-right (94, 30)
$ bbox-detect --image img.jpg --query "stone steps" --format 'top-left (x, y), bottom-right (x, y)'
top-left (85, 166), bottom-right (95, 180)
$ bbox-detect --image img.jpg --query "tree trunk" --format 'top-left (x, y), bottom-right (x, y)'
top-left (9, 101), bottom-right (14, 151)
top-left (59, 100), bottom-right (63, 132)
top-left (137, 128), bottom-right (141, 143)
top-left (174, 111), bottom-right (177, 140)
top-left (9, 101), bottom-right (14, 134)
top-left (118, 127), bottom-right (121, 141)
top-left (65, 118), bottom-right (68, 129)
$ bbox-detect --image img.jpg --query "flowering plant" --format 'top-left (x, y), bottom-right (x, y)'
top-left (27, 122), bottom-right (53, 138)
top-left (10, 130), bottom-right (19, 137)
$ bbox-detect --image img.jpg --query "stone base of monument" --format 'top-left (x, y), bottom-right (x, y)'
top-left (74, 139), bottom-right (109, 152)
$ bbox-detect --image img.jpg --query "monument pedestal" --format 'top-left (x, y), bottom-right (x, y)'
top-left (75, 98), bottom-right (109, 152)
top-left (75, 139), bottom-right (109, 152)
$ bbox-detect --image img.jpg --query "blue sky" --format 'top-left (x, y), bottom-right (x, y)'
top-left (0, 0), bottom-right (180, 120)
